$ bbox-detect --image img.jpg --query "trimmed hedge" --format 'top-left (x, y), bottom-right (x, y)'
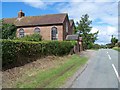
top-left (1, 40), bottom-right (76, 69)
top-left (14, 34), bottom-right (42, 42)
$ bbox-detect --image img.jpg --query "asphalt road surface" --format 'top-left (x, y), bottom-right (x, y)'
top-left (71, 49), bottom-right (119, 88)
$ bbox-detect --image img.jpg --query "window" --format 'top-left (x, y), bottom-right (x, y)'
top-left (51, 27), bottom-right (58, 40)
top-left (34, 27), bottom-right (40, 34)
top-left (19, 28), bottom-right (24, 37)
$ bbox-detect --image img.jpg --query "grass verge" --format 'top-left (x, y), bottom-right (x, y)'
top-left (16, 54), bottom-right (88, 88)
top-left (89, 48), bottom-right (99, 51)
top-left (113, 47), bottom-right (120, 52)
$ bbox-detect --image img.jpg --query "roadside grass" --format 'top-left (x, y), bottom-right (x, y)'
top-left (16, 54), bottom-right (88, 88)
top-left (113, 47), bottom-right (120, 52)
top-left (89, 48), bottom-right (99, 51)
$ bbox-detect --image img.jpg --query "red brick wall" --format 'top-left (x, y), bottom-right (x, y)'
top-left (63, 16), bottom-right (69, 40)
top-left (16, 25), bottom-right (64, 41)
top-left (69, 24), bottom-right (74, 35)
top-left (62, 15), bottom-right (73, 40)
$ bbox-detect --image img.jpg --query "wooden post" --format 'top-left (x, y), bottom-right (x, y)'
top-left (79, 37), bottom-right (83, 52)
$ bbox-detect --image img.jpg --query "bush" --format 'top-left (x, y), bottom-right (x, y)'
top-left (118, 42), bottom-right (120, 47)
top-left (116, 42), bottom-right (120, 47)
top-left (1, 23), bottom-right (17, 39)
top-left (113, 47), bottom-right (120, 52)
top-left (15, 34), bottom-right (42, 42)
top-left (106, 43), bottom-right (114, 48)
top-left (92, 44), bottom-right (101, 49)
top-left (2, 40), bottom-right (76, 69)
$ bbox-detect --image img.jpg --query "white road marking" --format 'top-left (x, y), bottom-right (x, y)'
top-left (112, 64), bottom-right (120, 82)
top-left (106, 52), bottom-right (111, 60)
top-left (108, 54), bottom-right (111, 60)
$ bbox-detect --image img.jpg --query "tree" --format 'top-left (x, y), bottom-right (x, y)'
top-left (76, 14), bottom-right (99, 49)
top-left (111, 35), bottom-right (118, 46)
top-left (2, 23), bottom-right (17, 39)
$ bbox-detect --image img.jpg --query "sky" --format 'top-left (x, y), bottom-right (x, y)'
top-left (1, 0), bottom-right (119, 45)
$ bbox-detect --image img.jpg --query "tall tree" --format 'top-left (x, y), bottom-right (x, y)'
top-left (76, 14), bottom-right (99, 49)
top-left (1, 23), bottom-right (17, 39)
top-left (111, 35), bottom-right (118, 46)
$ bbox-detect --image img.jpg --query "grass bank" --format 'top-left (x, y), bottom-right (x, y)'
top-left (15, 54), bottom-right (88, 88)
top-left (89, 48), bottom-right (99, 51)
top-left (113, 47), bottom-right (120, 52)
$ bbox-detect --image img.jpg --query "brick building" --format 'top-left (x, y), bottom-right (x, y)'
top-left (3, 10), bottom-right (75, 41)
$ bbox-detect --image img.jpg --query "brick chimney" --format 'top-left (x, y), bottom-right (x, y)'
top-left (18, 10), bottom-right (25, 18)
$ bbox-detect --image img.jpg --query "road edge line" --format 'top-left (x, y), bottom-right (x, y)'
top-left (112, 64), bottom-right (120, 83)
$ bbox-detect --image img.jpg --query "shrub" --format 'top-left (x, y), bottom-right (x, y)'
top-left (116, 42), bottom-right (120, 47)
top-left (92, 44), bottom-right (101, 49)
top-left (15, 34), bottom-right (42, 42)
top-left (2, 40), bottom-right (76, 69)
top-left (1, 23), bottom-right (17, 39)
top-left (118, 42), bottom-right (120, 47)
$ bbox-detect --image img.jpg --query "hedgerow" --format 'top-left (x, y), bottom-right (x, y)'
top-left (1, 40), bottom-right (76, 69)
top-left (14, 34), bottom-right (42, 42)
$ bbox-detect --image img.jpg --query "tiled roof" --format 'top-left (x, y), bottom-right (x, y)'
top-left (3, 13), bottom-right (67, 27)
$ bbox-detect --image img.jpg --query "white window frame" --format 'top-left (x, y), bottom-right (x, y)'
top-left (51, 27), bottom-right (58, 40)
top-left (19, 28), bottom-right (24, 37)
top-left (34, 27), bottom-right (40, 34)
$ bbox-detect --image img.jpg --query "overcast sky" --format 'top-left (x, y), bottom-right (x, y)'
top-left (1, 0), bottom-right (119, 45)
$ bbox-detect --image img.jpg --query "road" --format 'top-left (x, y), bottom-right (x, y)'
top-left (71, 49), bottom-right (119, 88)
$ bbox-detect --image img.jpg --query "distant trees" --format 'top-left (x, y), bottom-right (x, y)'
top-left (75, 14), bottom-right (99, 49)
top-left (106, 35), bottom-right (118, 48)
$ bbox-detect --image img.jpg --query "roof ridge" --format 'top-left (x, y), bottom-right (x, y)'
top-left (24, 13), bottom-right (68, 18)
top-left (3, 13), bottom-right (69, 26)
top-left (3, 17), bottom-right (17, 19)
top-left (3, 13), bottom-right (68, 19)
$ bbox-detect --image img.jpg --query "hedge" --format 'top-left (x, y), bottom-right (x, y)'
top-left (1, 40), bottom-right (76, 69)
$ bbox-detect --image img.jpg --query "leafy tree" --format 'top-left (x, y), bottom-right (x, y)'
top-left (76, 14), bottom-right (99, 49)
top-left (100, 45), bottom-right (107, 49)
top-left (74, 26), bottom-right (78, 34)
top-left (111, 35), bottom-right (118, 46)
top-left (92, 44), bottom-right (101, 49)
top-left (2, 23), bottom-right (17, 39)
top-left (111, 35), bottom-right (118, 44)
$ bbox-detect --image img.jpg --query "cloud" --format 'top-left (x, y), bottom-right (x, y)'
top-left (22, 1), bottom-right (118, 44)
top-left (90, 27), bottom-right (99, 33)
top-left (23, 0), bottom-right (56, 9)
top-left (57, 2), bottom-right (118, 44)
top-left (94, 25), bottom-right (118, 44)
top-left (58, 2), bottom-right (118, 25)
top-left (23, 0), bottom-right (45, 9)
top-left (69, 0), bottom-right (119, 2)
top-left (2, 0), bottom-right (119, 2)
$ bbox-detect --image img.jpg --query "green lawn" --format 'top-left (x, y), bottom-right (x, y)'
top-left (16, 54), bottom-right (88, 88)
top-left (113, 47), bottom-right (120, 52)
